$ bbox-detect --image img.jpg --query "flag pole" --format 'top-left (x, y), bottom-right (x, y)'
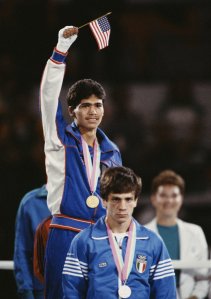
top-left (78, 12), bottom-right (112, 29)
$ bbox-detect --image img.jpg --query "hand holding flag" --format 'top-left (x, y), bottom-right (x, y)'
top-left (62, 12), bottom-right (112, 51)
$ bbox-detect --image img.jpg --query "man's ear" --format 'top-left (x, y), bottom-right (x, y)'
top-left (68, 106), bottom-right (75, 117)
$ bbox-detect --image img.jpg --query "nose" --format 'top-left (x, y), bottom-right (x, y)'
top-left (89, 104), bottom-right (97, 114)
top-left (119, 199), bottom-right (127, 210)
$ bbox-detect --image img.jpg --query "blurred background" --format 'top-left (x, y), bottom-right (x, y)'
top-left (0, 0), bottom-right (211, 297)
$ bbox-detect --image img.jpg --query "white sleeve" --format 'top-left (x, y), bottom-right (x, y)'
top-left (40, 59), bottom-right (66, 150)
top-left (191, 227), bottom-right (209, 299)
top-left (40, 59), bottom-right (66, 214)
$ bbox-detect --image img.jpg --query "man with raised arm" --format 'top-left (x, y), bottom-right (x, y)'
top-left (40, 25), bottom-right (122, 299)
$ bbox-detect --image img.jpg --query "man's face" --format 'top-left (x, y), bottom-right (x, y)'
top-left (69, 95), bottom-right (104, 131)
top-left (103, 192), bottom-right (137, 226)
top-left (151, 185), bottom-right (183, 218)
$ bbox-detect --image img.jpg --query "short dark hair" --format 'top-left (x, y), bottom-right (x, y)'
top-left (151, 170), bottom-right (185, 195)
top-left (66, 79), bottom-right (106, 108)
top-left (100, 167), bottom-right (142, 201)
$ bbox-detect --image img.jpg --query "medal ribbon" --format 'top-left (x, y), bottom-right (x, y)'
top-left (82, 137), bottom-right (101, 194)
top-left (106, 220), bottom-right (136, 284)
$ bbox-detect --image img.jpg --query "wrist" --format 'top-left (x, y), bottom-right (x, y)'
top-left (50, 48), bottom-right (68, 64)
top-left (55, 42), bottom-right (69, 54)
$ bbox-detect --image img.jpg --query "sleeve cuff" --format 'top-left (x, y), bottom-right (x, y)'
top-left (50, 48), bottom-right (68, 64)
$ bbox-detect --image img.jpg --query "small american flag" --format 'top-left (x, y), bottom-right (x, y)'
top-left (89, 16), bottom-right (111, 50)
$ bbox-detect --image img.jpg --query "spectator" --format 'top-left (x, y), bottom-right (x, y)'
top-left (14, 185), bottom-right (51, 299)
top-left (145, 170), bottom-right (209, 299)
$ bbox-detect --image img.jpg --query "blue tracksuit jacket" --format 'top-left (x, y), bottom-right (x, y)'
top-left (62, 217), bottom-right (177, 299)
top-left (40, 57), bottom-right (122, 231)
top-left (13, 185), bottom-right (51, 298)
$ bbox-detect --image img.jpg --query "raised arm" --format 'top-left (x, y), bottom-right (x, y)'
top-left (40, 26), bottom-right (78, 148)
top-left (39, 26), bottom-right (78, 213)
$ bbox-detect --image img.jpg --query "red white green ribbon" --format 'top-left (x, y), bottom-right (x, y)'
top-left (106, 220), bottom-right (136, 284)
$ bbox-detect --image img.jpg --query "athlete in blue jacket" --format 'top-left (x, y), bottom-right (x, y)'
top-left (62, 167), bottom-right (176, 299)
top-left (40, 26), bottom-right (122, 298)
top-left (14, 185), bottom-right (50, 299)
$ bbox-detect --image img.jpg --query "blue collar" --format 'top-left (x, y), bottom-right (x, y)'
top-left (65, 122), bottom-right (119, 153)
top-left (91, 217), bottom-right (150, 240)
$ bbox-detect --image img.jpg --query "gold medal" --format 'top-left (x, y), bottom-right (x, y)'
top-left (86, 195), bottom-right (99, 208)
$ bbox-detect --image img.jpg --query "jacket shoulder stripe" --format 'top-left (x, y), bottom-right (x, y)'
top-left (62, 271), bottom-right (84, 278)
top-left (152, 272), bottom-right (175, 280)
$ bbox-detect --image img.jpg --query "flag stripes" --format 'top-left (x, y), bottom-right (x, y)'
top-left (89, 16), bottom-right (111, 50)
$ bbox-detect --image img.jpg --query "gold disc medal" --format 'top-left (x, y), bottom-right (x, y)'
top-left (86, 195), bottom-right (99, 208)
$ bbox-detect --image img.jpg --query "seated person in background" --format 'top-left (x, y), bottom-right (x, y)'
top-left (145, 170), bottom-right (209, 299)
top-left (14, 185), bottom-right (51, 299)
top-left (62, 166), bottom-right (177, 299)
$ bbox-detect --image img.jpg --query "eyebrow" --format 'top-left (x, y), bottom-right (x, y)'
top-left (111, 196), bottom-right (134, 200)
top-left (80, 99), bottom-right (103, 103)
top-left (159, 192), bottom-right (181, 196)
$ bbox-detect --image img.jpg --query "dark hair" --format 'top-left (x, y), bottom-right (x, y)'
top-left (151, 170), bottom-right (185, 195)
top-left (66, 79), bottom-right (106, 108)
top-left (100, 166), bottom-right (142, 200)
